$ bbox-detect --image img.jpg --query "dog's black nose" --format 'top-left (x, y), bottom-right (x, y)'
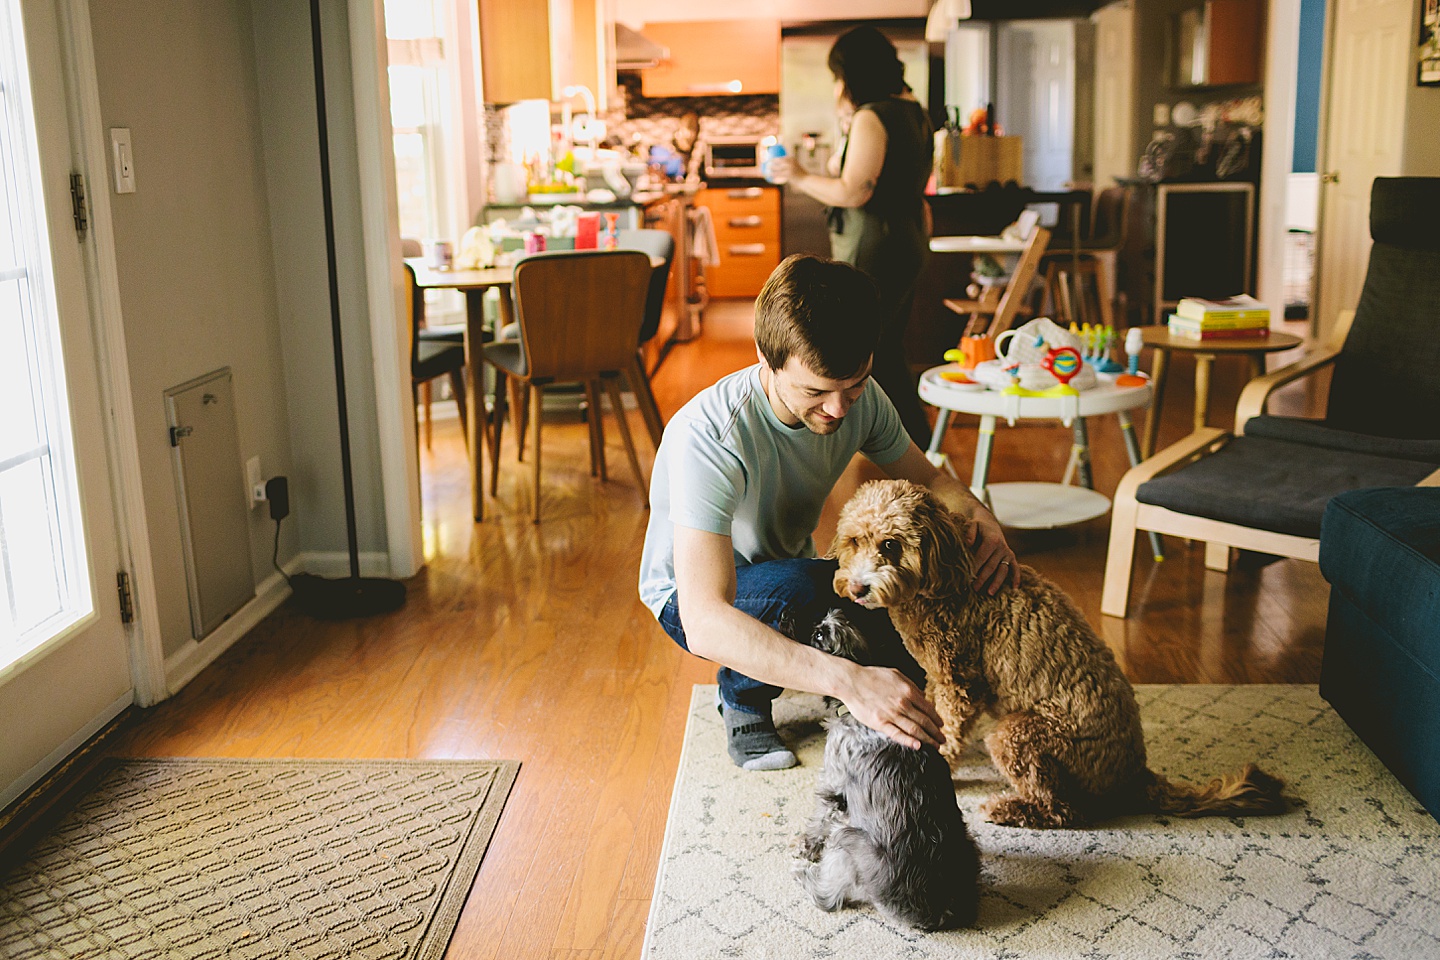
top-left (848, 583), bottom-right (869, 600)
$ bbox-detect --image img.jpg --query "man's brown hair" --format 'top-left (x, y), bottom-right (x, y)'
top-left (754, 255), bottom-right (881, 379)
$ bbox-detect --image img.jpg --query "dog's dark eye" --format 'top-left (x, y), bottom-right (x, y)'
top-left (879, 538), bottom-right (902, 560)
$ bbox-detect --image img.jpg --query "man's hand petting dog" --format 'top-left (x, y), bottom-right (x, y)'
top-left (964, 510), bottom-right (1018, 595)
top-left (834, 663), bottom-right (945, 751)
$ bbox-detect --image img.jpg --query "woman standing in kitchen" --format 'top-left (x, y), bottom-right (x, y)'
top-left (769, 25), bottom-right (934, 445)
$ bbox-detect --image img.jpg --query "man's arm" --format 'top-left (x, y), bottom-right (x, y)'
top-left (673, 523), bottom-right (944, 749)
top-left (879, 443), bottom-right (1020, 593)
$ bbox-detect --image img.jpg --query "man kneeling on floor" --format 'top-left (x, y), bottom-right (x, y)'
top-left (637, 254), bottom-right (1019, 770)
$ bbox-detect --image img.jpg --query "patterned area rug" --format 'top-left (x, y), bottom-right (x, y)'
top-left (0, 757), bottom-right (519, 959)
top-left (643, 685), bottom-right (1440, 959)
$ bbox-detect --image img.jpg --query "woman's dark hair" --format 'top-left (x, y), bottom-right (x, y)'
top-left (827, 26), bottom-right (906, 107)
top-left (755, 255), bottom-right (880, 379)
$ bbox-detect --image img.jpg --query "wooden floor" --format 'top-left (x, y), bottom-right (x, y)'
top-left (104, 300), bottom-right (1330, 959)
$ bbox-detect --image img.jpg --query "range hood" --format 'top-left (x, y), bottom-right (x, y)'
top-left (615, 22), bottom-right (668, 70)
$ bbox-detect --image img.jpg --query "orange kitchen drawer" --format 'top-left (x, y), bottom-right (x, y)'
top-left (707, 240), bottom-right (780, 298)
top-left (701, 185), bottom-right (780, 218)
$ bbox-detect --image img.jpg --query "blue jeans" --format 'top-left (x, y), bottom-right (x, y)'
top-left (657, 557), bottom-right (925, 715)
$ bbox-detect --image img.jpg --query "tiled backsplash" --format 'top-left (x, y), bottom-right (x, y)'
top-left (480, 75), bottom-right (779, 182)
top-left (604, 75), bottom-right (778, 147)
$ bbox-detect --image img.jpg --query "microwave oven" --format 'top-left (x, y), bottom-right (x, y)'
top-left (705, 136), bottom-right (766, 179)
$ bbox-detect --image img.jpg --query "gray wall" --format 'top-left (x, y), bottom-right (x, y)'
top-left (1402, 60), bottom-right (1440, 175)
top-left (91, 0), bottom-right (298, 657)
top-left (90, 0), bottom-right (390, 657)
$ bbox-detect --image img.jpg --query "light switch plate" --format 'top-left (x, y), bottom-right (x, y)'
top-left (110, 128), bottom-right (136, 193)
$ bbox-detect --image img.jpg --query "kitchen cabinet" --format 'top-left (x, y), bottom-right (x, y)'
top-left (478, 0), bottom-right (614, 105)
top-left (640, 20), bottom-right (780, 97)
top-left (1171, 0), bottom-right (1264, 89)
top-left (699, 185), bottom-right (781, 299)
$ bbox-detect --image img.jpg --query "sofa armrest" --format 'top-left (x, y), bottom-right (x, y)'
top-left (1117, 427), bottom-right (1231, 501)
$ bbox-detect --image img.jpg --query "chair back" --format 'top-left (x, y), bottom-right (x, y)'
top-left (1089, 185), bottom-right (1131, 248)
top-left (982, 225), bottom-right (1051, 338)
top-left (1328, 177), bottom-right (1440, 440)
top-left (403, 262), bottom-right (423, 372)
top-left (617, 228), bottom-right (675, 345)
top-left (511, 250), bottom-right (654, 384)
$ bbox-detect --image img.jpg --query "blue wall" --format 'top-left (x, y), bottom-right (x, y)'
top-left (1293, 0), bottom-right (1327, 172)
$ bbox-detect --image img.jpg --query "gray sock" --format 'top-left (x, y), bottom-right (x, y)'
top-left (721, 704), bottom-right (797, 771)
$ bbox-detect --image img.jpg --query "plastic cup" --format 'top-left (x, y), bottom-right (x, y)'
top-left (575, 212), bottom-right (600, 250)
top-left (762, 143), bottom-right (787, 183)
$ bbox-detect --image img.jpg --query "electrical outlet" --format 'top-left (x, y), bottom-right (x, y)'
top-left (247, 456), bottom-right (265, 506)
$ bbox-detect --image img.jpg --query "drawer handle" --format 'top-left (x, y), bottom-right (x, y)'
top-left (727, 188), bottom-right (764, 199)
top-left (728, 243), bottom-right (767, 256)
top-left (728, 216), bottom-right (763, 228)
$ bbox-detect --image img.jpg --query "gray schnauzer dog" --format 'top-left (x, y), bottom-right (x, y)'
top-left (792, 610), bottom-right (982, 931)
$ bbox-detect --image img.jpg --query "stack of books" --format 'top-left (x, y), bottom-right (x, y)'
top-left (1167, 296), bottom-right (1271, 341)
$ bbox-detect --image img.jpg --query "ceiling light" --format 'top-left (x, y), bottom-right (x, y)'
top-left (925, 0), bottom-right (974, 42)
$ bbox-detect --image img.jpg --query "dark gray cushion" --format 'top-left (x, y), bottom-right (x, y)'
top-left (1370, 177), bottom-right (1440, 251)
top-left (484, 340), bottom-right (527, 378)
top-left (1327, 178), bottom-right (1440, 439)
top-left (1136, 435), bottom-right (1436, 539)
top-left (1245, 416), bottom-right (1440, 464)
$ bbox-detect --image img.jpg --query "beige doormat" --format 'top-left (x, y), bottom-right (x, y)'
top-left (644, 685), bottom-right (1440, 959)
top-left (0, 757), bottom-right (518, 959)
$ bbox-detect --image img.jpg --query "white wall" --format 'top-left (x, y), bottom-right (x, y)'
top-left (89, 0), bottom-right (298, 657)
top-left (252, 0), bottom-right (390, 568)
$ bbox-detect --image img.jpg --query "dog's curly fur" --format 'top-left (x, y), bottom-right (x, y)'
top-left (830, 479), bottom-right (1287, 829)
top-left (792, 611), bottom-right (981, 930)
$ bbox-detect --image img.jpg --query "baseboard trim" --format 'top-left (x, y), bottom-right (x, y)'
top-left (299, 551), bottom-right (393, 578)
top-left (0, 690), bottom-right (133, 850)
top-left (163, 565), bottom-right (294, 694)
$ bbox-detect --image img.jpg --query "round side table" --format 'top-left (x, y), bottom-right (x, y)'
top-left (1139, 327), bottom-right (1304, 458)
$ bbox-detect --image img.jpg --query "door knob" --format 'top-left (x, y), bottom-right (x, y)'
top-left (1321, 171), bottom-right (1340, 184)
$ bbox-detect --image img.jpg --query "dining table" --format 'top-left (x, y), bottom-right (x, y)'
top-left (407, 252), bottom-right (664, 521)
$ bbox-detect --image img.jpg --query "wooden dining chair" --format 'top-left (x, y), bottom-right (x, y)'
top-left (483, 250), bottom-right (653, 523)
top-left (617, 228), bottom-right (675, 448)
top-left (943, 225), bottom-right (1051, 339)
top-left (405, 263), bottom-right (467, 451)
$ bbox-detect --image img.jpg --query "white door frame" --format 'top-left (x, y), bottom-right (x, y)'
top-left (349, 0), bottom-right (422, 580)
top-left (1256, 0), bottom-right (1302, 327)
top-left (54, 0), bottom-right (165, 705)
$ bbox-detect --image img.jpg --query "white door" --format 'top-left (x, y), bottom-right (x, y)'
top-left (1092, 1), bottom-right (1135, 191)
top-left (997, 20), bottom-right (1075, 192)
top-left (1314, 0), bottom-right (1412, 342)
top-left (0, 0), bottom-right (133, 806)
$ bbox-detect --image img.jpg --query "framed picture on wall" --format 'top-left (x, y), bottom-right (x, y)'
top-left (1421, 0), bottom-right (1440, 86)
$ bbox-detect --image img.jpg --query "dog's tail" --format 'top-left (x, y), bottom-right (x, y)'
top-left (1142, 763), bottom-right (1286, 818)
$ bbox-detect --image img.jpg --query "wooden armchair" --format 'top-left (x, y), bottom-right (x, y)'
top-left (1102, 177), bottom-right (1440, 618)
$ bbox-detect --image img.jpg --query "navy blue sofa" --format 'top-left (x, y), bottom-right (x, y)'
top-left (1320, 488), bottom-right (1440, 821)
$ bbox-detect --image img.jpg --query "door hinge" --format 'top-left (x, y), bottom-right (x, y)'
top-left (70, 172), bottom-right (88, 240)
top-left (117, 570), bottom-right (134, 624)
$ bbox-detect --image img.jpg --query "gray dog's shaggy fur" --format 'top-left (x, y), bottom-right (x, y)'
top-left (792, 611), bottom-right (981, 931)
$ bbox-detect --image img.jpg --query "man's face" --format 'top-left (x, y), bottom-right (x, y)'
top-left (763, 353), bottom-right (872, 435)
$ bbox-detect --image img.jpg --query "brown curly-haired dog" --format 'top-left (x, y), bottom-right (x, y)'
top-left (830, 479), bottom-right (1286, 829)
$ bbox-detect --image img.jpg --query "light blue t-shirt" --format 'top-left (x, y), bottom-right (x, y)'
top-left (637, 364), bottom-right (912, 619)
